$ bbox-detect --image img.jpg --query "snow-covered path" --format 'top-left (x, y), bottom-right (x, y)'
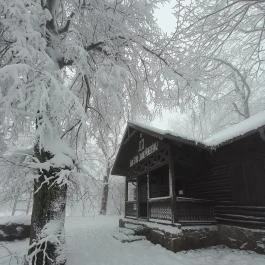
top-left (65, 216), bottom-right (265, 265)
top-left (1, 216), bottom-right (265, 265)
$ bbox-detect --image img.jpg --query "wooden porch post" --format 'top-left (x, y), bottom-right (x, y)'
top-left (168, 145), bottom-right (176, 224)
top-left (125, 177), bottom-right (128, 218)
top-left (136, 176), bottom-right (140, 218)
top-left (147, 173), bottom-right (150, 221)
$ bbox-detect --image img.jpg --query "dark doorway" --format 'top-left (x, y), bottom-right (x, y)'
top-left (138, 175), bottom-right (148, 218)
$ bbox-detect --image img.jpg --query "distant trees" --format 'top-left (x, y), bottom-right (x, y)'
top-left (95, 120), bottom-right (123, 215)
top-left (0, 149), bottom-right (33, 216)
top-left (172, 0), bottom-right (265, 137)
top-left (174, 0), bottom-right (265, 74)
top-left (66, 142), bottom-right (103, 217)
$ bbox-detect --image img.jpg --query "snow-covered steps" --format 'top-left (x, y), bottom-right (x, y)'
top-left (119, 218), bottom-right (221, 252)
top-left (119, 218), bottom-right (182, 235)
top-left (119, 218), bottom-right (265, 254)
top-left (112, 227), bottom-right (146, 243)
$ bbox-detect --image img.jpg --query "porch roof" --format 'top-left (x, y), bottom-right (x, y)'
top-left (130, 109), bottom-right (265, 148)
top-left (127, 121), bottom-right (208, 149)
top-left (111, 121), bottom-right (210, 175)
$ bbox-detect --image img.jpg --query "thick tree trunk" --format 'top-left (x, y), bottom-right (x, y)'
top-left (28, 181), bottom-right (67, 265)
top-left (26, 146), bottom-right (67, 265)
top-left (99, 165), bottom-right (111, 215)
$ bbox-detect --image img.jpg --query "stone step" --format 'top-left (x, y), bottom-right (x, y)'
top-left (118, 227), bottom-right (135, 235)
top-left (112, 227), bottom-right (146, 243)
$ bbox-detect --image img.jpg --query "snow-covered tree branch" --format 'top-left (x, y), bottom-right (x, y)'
top-left (0, 0), bottom-right (187, 264)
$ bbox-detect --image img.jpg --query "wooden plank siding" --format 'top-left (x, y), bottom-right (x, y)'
top-left (185, 164), bottom-right (233, 202)
top-left (215, 204), bottom-right (265, 228)
top-left (169, 132), bottom-right (265, 228)
top-left (211, 133), bottom-right (265, 206)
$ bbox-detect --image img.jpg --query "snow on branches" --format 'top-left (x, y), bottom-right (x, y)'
top-left (0, 0), bottom-right (186, 156)
top-left (26, 219), bottom-right (66, 265)
top-left (0, 0), bottom-right (188, 264)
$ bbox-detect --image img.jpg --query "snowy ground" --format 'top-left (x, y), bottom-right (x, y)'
top-left (1, 216), bottom-right (265, 265)
top-left (0, 239), bottom-right (28, 265)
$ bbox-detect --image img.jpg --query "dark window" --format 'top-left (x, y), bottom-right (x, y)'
top-left (128, 181), bottom-right (136, 201)
top-left (149, 165), bottom-right (169, 198)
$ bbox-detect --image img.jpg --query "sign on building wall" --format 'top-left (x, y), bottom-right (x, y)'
top-left (129, 139), bottom-right (159, 167)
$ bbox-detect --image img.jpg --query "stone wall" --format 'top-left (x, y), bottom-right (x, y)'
top-left (120, 218), bottom-right (265, 254)
top-left (218, 225), bottom-right (265, 254)
top-left (145, 227), bottom-right (219, 252)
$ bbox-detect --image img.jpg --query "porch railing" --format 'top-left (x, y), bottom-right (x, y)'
top-left (124, 197), bottom-right (215, 223)
top-left (149, 196), bottom-right (172, 221)
top-left (125, 201), bottom-right (137, 217)
top-left (175, 197), bottom-right (215, 222)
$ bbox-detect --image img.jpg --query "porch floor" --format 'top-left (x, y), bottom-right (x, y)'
top-left (121, 217), bottom-right (217, 235)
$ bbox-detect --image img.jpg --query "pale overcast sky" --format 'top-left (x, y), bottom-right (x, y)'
top-left (149, 3), bottom-right (192, 134)
top-left (155, 1), bottom-right (176, 34)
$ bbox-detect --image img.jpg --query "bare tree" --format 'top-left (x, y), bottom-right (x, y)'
top-left (95, 120), bottom-right (122, 215)
top-left (171, 0), bottom-right (265, 136)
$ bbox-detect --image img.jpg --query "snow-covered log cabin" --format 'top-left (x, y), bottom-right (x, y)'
top-left (112, 111), bottom-right (265, 229)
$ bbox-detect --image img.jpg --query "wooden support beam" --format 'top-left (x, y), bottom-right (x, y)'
top-left (147, 173), bottom-right (150, 221)
top-left (168, 144), bottom-right (176, 224)
top-left (136, 176), bottom-right (140, 218)
top-left (125, 178), bottom-right (128, 218)
top-left (125, 178), bottom-right (128, 201)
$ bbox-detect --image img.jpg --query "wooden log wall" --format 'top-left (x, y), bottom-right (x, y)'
top-left (213, 133), bottom-right (265, 205)
top-left (182, 132), bottom-right (265, 228)
top-left (184, 164), bottom-right (232, 202)
top-left (215, 204), bottom-right (265, 228)
top-left (170, 132), bottom-right (265, 228)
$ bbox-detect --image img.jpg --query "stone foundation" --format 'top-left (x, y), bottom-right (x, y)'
top-left (120, 218), bottom-right (265, 254)
top-left (218, 225), bottom-right (265, 254)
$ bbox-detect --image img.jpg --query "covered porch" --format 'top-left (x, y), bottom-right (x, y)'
top-left (125, 163), bottom-right (215, 225)
top-left (112, 122), bottom-right (215, 226)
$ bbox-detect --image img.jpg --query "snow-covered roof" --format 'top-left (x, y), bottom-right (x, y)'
top-left (129, 121), bottom-right (189, 140)
top-left (112, 111), bottom-right (265, 175)
top-left (128, 121), bottom-right (207, 149)
top-left (204, 110), bottom-right (265, 146)
top-left (130, 109), bottom-right (265, 148)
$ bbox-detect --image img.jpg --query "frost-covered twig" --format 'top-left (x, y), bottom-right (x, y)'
top-left (26, 220), bottom-right (65, 265)
top-left (26, 235), bottom-right (60, 265)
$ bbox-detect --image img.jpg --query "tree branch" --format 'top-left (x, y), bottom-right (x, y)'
top-left (58, 12), bottom-right (75, 34)
top-left (232, 102), bottom-right (247, 118)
